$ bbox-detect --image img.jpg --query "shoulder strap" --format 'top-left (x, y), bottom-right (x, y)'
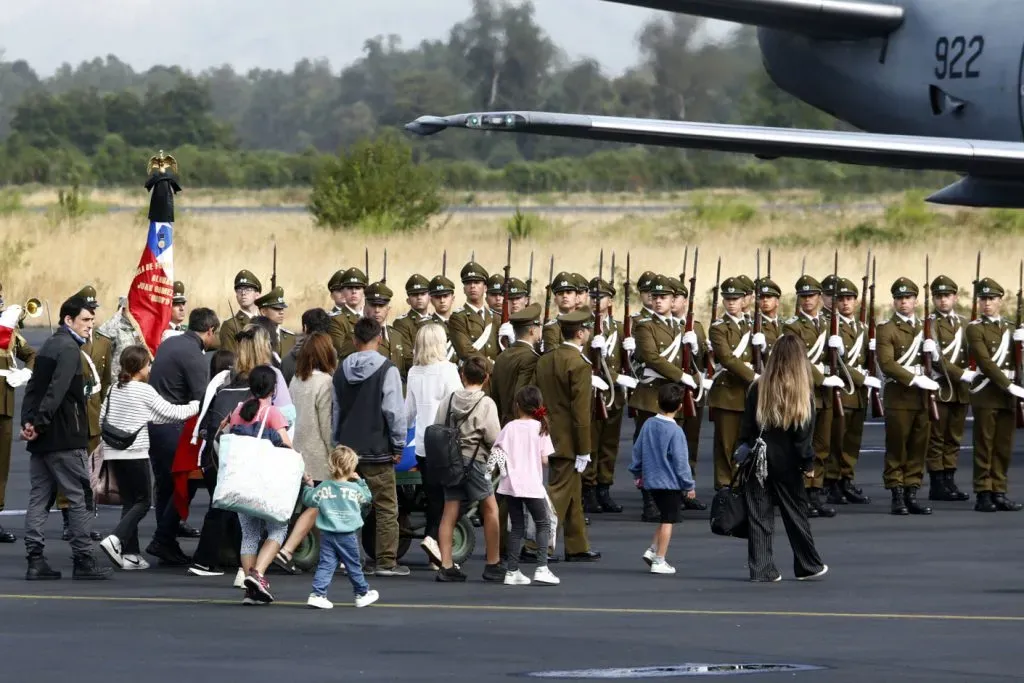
top-left (256, 404), bottom-right (270, 440)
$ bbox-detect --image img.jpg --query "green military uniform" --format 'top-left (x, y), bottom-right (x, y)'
top-left (709, 278), bottom-right (755, 491)
top-left (448, 262), bottom-right (499, 362)
top-left (486, 273), bottom-right (505, 319)
top-left (966, 278), bottom-right (1024, 512)
top-left (428, 275), bottom-right (458, 363)
top-left (782, 275), bottom-right (836, 517)
top-left (219, 269), bottom-right (262, 353)
top-left (876, 277), bottom-right (933, 515)
top-left (542, 272), bottom-right (577, 353)
top-left (668, 276), bottom-right (709, 483)
top-left (393, 274), bottom-right (433, 346)
top-left (754, 278), bottom-right (783, 354)
top-left (332, 267), bottom-right (368, 328)
top-left (0, 285), bottom-right (36, 534)
top-left (925, 275), bottom-right (972, 502)
top-left (823, 278), bottom-right (871, 505)
top-left (255, 286), bottom-right (297, 361)
top-left (339, 282), bottom-right (411, 384)
top-left (74, 286), bottom-right (113, 455)
top-left (507, 277), bottom-right (528, 307)
top-left (535, 309), bottom-right (599, 560)
top-left (162, 280), bottom-right (189, 342)
top-left (490, 303), bottom-right (542, 425)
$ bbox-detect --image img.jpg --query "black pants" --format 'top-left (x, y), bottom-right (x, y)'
top-left (744, 461), bottom-right (825, 581)
top-left (109, 459), bottom-right (152, 555)
top-left (192, 464), bottom-right (238, 569)
top-left (149, 422), bottom-right (184, 546)
top-left (416, 456), bottom-right (444, 541)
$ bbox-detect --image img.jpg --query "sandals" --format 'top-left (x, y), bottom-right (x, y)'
top-left (272, 549), bottom-right (302, 575)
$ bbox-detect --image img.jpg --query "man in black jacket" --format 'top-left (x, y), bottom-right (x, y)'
top-left (21, 296), bottom-right (111, 580)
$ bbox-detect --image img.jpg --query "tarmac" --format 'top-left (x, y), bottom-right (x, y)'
top-left (0, 330), bottom-right (1021, 681)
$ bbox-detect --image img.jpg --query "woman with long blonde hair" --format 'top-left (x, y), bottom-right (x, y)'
top-left (235, 324), bottom-right (294, 425)
top-left (738, 334), bottom-right (827, 583)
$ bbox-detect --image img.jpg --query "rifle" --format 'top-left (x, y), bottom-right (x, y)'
top-left (859, 251), bottom-right (870, 330)
top-left (365, 247), bottom-right (369, 281)
top-left (682, 248), bottom-right (700, 418)
top-left (767, 248), bottom-right (772, 279)
top-left (442, 250), bottom-right (447, 277)
top-left (270, 241), bottom-right (278, 291)
top-left (499, 237), bottom-right (512, 351)
top-left (829, 251), bottom-right (844, 420)
top-left (704, 257), bottom-right (722, 419)
top-left (969, 252), bottom-right (981, 372)
top-left (752, 248), bottom-right (764, 374)
top-left (1016, 260), bottom-right (1024, 428)
top-left (922, 255), bottom-right (940, 422)
top-left (527, 251), bottom-right (534, 300)
top-left (381, 249), bottom-right (388, 285)
top-left (867, 257), bottom-right (884, 418)
top-left (620, 253), bottom-right (634, 374)
top-left (543, 256), bottom-right (554, 326)
top-left (592, 251), bottom-right (610, 421)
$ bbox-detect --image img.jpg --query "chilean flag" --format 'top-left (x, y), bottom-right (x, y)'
top-left (127, 221), bottom-right (174, 355)
top-left (0, 305), bottom-right (21, 353)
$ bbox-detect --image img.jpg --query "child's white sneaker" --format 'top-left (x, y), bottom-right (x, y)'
top-left (233, 568), bottom-right (246, 589)
top-left (307, 594), bottom-right (333, 609)
top-left (504, 569), bottom-right (532, 586)
top-left (99, 535), bottom-right (124, 569)
top-left (355, 589), bottom-right (379, 608)
top-left (650, 559), bottom-right (676, 575)
top-left (532, 566), bottom-right (560, 585)
top-left (642, 547), bottom-right (656, 567)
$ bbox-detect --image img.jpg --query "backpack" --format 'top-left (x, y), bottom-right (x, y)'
top-left (423, 395), bottom-right (485, 488)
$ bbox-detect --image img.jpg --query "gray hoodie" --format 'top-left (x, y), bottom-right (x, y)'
top-left (434, 388), bottom-right (500, 463)
top-left (332, 351), bottom-right (406, 461)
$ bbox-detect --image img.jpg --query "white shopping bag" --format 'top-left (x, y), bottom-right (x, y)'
top-left (211, 411), bottom-right (304, 524)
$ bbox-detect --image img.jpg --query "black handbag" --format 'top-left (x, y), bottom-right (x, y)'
top-left (709, 437), bottom-right (761, 539)
top-left (100, 388), bottom-right (144, 451)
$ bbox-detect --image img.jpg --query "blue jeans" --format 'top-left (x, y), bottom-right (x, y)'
top-left (312, 530), bottom-right (369, 597)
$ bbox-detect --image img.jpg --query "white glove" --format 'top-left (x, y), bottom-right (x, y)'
top-left (681, 374), bottom-right (697, 390)
top-left (702, 377), bottom-right (715, 391)
top-left (910, 375), bottom-right (940, 392)
top-left (814, 363), bottom-right (825, 375)
top-left (922, 338), bottom-right (940, 362)
top-left (575, 455), bottom-right (591, 473)
top-left (751, 332), bottom-right (766, 351)
top-left (591, 375), bottom-right (610, 392)
top-left (682, 330), bottom-right (699, 354)
top-left (622, 337), bottom-right (636, 353)
top-left (863, 376), bottom-right (881, 390)
top-left (1014, 329), bottom-right (1024, 342)
top-left (615, 374), bottom-right (638, 390)
top-left (705, 339), bottom-right (714, 352)
top-left (822, 376), bottom-right (844, 388)
top-left (959, 369), bottom-right (978, 384)
top-left (752, 373), bottom-right (760, 382)
top-left (828, 335), bottom-right (845, 356)
top-left (1010, 384), bottom-right (1024, 400)
top-left (868, 338), bottom-right (876, 351)
top-left (4, 368), bottom-right (31, 388)
top-left (499, 322), bottom-right (514, 346)
top-left (590, 335), bottom-right (606, 351)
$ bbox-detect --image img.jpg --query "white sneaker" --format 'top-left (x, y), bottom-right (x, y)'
top-left (307, 594), bottom-right (334, 610)
top-left (797, 565), bottom-right (829, 581)
top-left (532, 566), bottom-right (560, 585)
top-left (233, 568), bottom-right (246, 589)
top-left (650, 559), bottom-right (676, 575)
top-left (99, 535), bottom-right (124, 569)
top-left (355, 589), bottom-right (379, 608)
top-left (121, 554), bottom-right (150, 570)
top-left (421, 536), bottom-right (442, 566)
top-left (642, 547), bottom-right (656, 567)
top-left (504, 569), bottom-right (532, 586)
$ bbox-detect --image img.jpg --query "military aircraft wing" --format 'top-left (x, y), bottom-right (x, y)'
top-left (405, 111), bottom-right (1024, 207)
top-left (601, 0), bottom-right (904, 39)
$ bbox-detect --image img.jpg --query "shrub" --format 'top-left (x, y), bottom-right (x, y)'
top-left (308, 131), bottom-right (442, 232)
top-left (506, 206), bottom-right (548, 241)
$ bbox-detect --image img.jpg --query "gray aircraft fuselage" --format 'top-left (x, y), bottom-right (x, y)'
top-left (759, 0), bottom-right (1022, 141)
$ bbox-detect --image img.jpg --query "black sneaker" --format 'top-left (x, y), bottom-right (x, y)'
top-left (435, 565), bottom-right (467, 582)
top-left (482, 563), bottom-right (505, 582)
top-left (145, 540), bottom-right (191, 566)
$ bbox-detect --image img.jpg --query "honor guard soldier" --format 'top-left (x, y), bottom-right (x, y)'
top-left (428, 275), bottom-right (458, 362)
top-left (490, 303), bottom-right (543, 425)
top-left (876, 277), bottom-right (939, 515)
top-left (334, 267), bottom-right (368, 327)
top-left (966, 278), bottom-right (1024, 512)
top-left (735, 274), bottom-right (756, 321)
top-left (925, 275), bottom-right (972, 502)
top-left (341, 282), bottom-right (411, 383)
top-left (709, 277), bottom-right (758, 492)
top-left (486, 274), bottom-right (505, 317)
top-left (583, 277), bottom-right (638, 515)
top-left (161, 281), bottom-right (188, 343)
top-left (327, 269), bottom-right (348, 316)
top-left (535, 308), bottom-right (601, 562)
top-left (393, 274), bottom-right (432, 345)
top-left (220, 269), bottom-right (262, 353)
top-left (784, 275), bottom-right (841, 517)
top-left (821, 273), bottom-right (838, 318)
top-left (449, 262), bottom-right (498, 362)
top-left (634, 271), bottom-right (657, 323)
top-left (543, 272), bottom-right (578, 352)
top-left (755, 277), bottom-right (783, 353)
top-left (507, 278), bottom-right (529, 314)
top-left (0, 282), bottom-right (35, 542)
top-left (255, 286), bottom-right (296, 362)
top-left (824, 278), bottom-right (874, 505)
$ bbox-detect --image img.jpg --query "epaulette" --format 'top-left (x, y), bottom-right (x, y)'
top-left (280, 328), bottom-right (295, 337)
top-left (327, 310), bottom-right (343, 317)
top-left (711, 319), bottom-right (725, 326)
top-left (968, 319), bottom-right (982, 326)
top-left (544, 319), bottom-right (559, 327)
top-left (877, 319), bottom-right (891, 326)
top-left (394, 313), bottom-right (409, 321)
top-left (784, 316), bottom-right (799, 325)
top-left (452, 306), bottom-right (466, 315)
top-left (94, 330), bottom-right (114, 342)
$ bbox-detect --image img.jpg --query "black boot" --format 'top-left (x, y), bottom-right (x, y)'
top-left (992, 493), bottom-right (1023, 511)
top-left (825, 479), bottom-right (847, 505)
top-left (840, 478), bottom-right (870, 504)
top-left (890, 487), bottom-right (909, 515)
top-left (25, 553), bottom-right (62, 581)
top-left (596, 485), bottom-right (623, 513)
top-left (0, 524), bottom-right (16, 543)
top-left (975, 491), bottom-right (997, 512)
top-left (904, 486), bottom-right (932, 515)
top-left (177, 521), bottom-right (201, 538)
top-left (640, 489), bottom-right (660, 523)
top-left (582, 486), bottom-right (602, 514)
top-left (928, 471), bottom-right (953, 501)
top-left (944, 470), bottom-right (970, 501)
top-left (61, 509), bottom-right (70, 541)
top-left (808, 488), bottom-right (836, 518)
top-left (72, 553), bottom-right (113, 580)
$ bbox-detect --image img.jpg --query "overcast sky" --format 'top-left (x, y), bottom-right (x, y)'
top-left (0, 0), bottom-right (734, 77)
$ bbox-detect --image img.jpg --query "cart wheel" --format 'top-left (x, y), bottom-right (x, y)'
top-left (451, 515), bottom-right (476, 565)
top-left (290, 529), bottom-right (320, 572)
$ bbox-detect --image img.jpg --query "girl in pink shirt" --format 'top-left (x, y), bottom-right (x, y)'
top-left (493, 386), bottom-right (559, 586)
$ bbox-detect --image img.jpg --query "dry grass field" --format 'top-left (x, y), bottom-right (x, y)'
top-left (2, 189), bottom-right (1023, 331)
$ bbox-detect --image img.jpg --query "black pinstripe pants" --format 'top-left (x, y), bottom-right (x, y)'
top-left (744, 468), bottom-right (825, 581)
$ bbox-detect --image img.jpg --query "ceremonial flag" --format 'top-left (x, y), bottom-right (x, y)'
top-left (171, 414), bottom-right (201, 521)
top-left (0, 305), bottom-right (20, 352)
top-left (127, 220), bottom-right (174, 355)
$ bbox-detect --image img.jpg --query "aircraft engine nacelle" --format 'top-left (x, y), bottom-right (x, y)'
top-left (758, 0), bottom-right (1024, 143)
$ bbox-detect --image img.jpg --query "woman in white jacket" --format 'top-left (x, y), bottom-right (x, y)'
top-left (404, 323), bottom-right (462, 566)
top-left (97, 345), bottom-right (199, 570)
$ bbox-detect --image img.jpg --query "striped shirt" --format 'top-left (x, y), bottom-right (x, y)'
top-left (98, 381), bottom-right (200, 460)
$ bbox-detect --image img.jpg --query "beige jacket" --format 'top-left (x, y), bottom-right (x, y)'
top-left (289, 370), bottom-right (334, 482)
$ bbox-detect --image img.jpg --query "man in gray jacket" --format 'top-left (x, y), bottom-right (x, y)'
top-left (333, 317), bottom-right (407, 576)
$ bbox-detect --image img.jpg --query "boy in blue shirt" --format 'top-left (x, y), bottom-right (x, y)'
top-left (629, 383), bottom-right (696, 575)
top-left (301, 445), bottom-right (379, 609)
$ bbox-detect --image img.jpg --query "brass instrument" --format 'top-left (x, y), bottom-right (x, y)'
top-left (147, 150), bottom-right (178, 175)
top-left (23, 298), bottom-right (43, 319)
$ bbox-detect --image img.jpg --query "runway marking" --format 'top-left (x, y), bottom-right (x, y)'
top-left (0, 593), bottom-right (1020, 622)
